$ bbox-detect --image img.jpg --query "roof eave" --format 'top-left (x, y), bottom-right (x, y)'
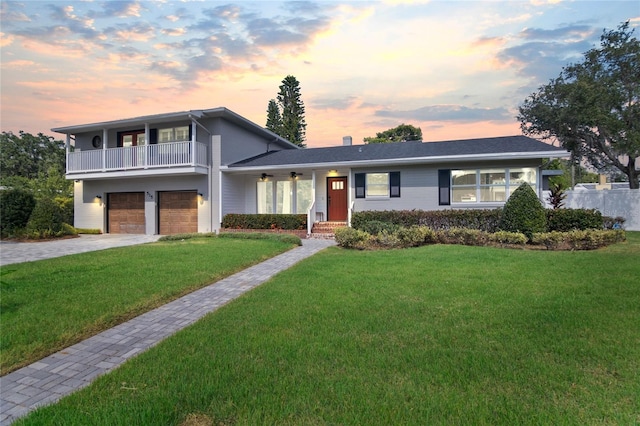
top-left (222, 150), bottom-right (570, 172)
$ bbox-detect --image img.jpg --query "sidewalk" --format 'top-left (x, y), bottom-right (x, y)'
top-left (0, 238), bottom-right (336, 425)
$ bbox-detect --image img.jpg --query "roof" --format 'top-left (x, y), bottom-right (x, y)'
top-left (226, 135), bottom-right (568, 170)
top-left (51, 107), bottom-right (298, 150)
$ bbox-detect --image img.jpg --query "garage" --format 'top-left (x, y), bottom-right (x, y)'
top-left (108, 192), bottom-right (145, 234)
top-left (158, 191), bottom-right (198, 235)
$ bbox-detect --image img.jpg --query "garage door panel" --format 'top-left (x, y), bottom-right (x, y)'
top-left (159, 191), bottom-right (197, 235)
top-left (108, 192), bottom-right (145, 234)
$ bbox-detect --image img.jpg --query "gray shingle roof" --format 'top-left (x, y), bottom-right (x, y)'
top-left (228, 135), bottom-right (567, 168)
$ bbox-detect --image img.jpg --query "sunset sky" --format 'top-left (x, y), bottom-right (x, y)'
top-left (1, 0), bottom-right (638, 147)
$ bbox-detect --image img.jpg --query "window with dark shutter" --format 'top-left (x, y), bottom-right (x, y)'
top-left (355, 173), bottom-right (365, 198)
top-left (390, 172), bottom-right (400, 197)
top-left (439, 169), bottom-right (451, 205)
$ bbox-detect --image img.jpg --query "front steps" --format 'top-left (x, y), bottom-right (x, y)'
top-left (310, 221), bottom-right (347, 239)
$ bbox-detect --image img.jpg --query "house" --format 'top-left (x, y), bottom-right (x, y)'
top-left (53, 107), bottom-right (569, 236)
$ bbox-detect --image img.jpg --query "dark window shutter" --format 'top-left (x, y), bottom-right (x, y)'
top-left (355, 173), bottom-right (365, 198)
top-left (438, 169), bottom-right (451, 205)
top-left (149, 128), bottom-right (158, 144)
top-left (188, 125), bottom-right (193, 141)
top-left (390, 172), bottom-right (400, 197)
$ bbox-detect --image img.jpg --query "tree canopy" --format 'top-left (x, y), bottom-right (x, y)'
top-left (518, 22), bottom-right (640, 189)
top-left (0, 131), bottom-right (72, 198)
top-left (265, 75), bottom-right (307, 147)
top-left (363, 124), bottom-right (423, 144)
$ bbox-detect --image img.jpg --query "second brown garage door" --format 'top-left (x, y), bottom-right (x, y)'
top-left (108, 192), bottom-right (145, 234)
top-left (158, 191), bottom-right (198, 235)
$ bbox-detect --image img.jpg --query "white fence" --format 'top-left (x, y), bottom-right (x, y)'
top-left (552, 188), bottom-right (640, 231)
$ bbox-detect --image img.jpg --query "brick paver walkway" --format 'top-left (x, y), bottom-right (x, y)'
top-left (0, 238), bottom-right (336, 425)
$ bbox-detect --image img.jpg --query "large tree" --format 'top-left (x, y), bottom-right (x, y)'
top-left (0, 131), bottom-right (72, 198)
top-left (266, 75), bottom-right (307, 147)
top-left (518, 22), bottom-right (640, 189)
top-left (363, 124), bottom-right (423, 144)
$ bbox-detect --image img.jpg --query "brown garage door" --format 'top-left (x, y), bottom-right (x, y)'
top-left (159, 191), bottom-right (197, 235)
top-left (108, 192), bottom-right (145, 234)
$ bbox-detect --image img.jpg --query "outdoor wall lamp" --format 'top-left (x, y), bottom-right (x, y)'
top-left (290, 171), bottom-right (297, 179)
top-left (261, 173), bottom-right (268, 181)
top-left (95, 195), bottom-right (102, 200)
top-left (198, 193), bottom-right (203, 197)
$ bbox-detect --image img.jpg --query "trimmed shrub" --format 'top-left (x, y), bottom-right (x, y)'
top-left (0, 188), bottom-right (36, 237)
top-left (531, 231), bottom-right (566, 250)
top-left (335, 227), bottom-right (370, 249)
top-left (439, 228), bottom-right (489, 246)
top-left (566, 229), bottom-right (626, 250)
top-left (25, 197), bottom-right (65, 239)
top-left (359, 220), bottom-right (400, 235)
top-left (546, 208), bottom-right (603, 231)
top-left (351, 209), bottom-right (502, 233)
top-left (76, 228), bottom-right (102, 234)
top-left (499, 183), bottom-right (547, 240)
top-left (222, 214), bottom-right (307, 230)
top-left (488, 231), bottom-right (527, 246)
top-left (532, 229), bottom-right (626, 250)
top-left (396, 225), bottom-right (437, 247)
top-left (374, 229), bottom-right (402, 248)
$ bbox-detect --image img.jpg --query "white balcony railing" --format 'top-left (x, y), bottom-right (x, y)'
top-left (67, 141), bottom-right (208, 174)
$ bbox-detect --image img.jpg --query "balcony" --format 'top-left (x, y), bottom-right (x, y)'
top-left (66, 141), bottom-right (209, 180)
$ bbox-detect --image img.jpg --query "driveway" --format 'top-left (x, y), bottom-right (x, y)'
top-left (0, 234), bottom-right (162, 266)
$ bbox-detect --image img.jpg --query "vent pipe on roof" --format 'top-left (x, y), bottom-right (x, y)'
top-left (343, 136), bottom-right (352, 146)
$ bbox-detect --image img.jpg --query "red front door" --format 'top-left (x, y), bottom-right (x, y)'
top-left (327, 177), bottom-right (348, 221)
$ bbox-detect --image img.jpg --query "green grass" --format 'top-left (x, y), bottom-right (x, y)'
top-left (15, 233), bottom-right (640, 425)
top-left (0, 237), bottom-right (296, 374)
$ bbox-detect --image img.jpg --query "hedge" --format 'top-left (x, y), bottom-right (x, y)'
top-left (222, 214), bottom-right (307, 230)
top-left (546, 208), bottom-right (603, 231)
top-left (351, 209), bottom-right (503, 233)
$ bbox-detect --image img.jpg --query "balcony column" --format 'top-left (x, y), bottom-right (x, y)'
top-left (191, 121), bottom-right (197, 166)
top-left (102, 128), bottom-right (107, 172)
top-left (144, 123), bottom-right (150, 168)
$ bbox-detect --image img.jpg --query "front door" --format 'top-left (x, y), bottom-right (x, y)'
top-left (327, 177), bottom-right (348, 221)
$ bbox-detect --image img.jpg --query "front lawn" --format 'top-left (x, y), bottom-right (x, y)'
top-left (0, 236), bottom-right (297, 374)
top-left (16, 233), bottom-right (640, 425)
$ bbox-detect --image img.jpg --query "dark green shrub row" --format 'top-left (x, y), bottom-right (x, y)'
top-left (336, 225), bottom-right (624, 251)
top-left (222, 214), bottom-right (307, 230)
top-left (546, 208), bottom-right (603, 232)
top-left (351, 209), bottom-right (503, 233)
top-left (0, 188), bottom-right (36, 237)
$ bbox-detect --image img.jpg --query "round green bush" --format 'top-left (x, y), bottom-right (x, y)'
top-left (0, 188), bottom-right (36, 237)
top-left (26, 197), bottom-right (65, 238)
top-left (499, 183), bottom-right (547, 241)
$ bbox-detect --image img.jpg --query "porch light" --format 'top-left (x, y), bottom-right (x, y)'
top-left (290, 171), bottom-right (297, 179)
top-left (95, 195), bottom-right (102, 200)
top-left (261, 173), bottom-right (268, 181)
top-left (198, 193), bottom-right (203, 197)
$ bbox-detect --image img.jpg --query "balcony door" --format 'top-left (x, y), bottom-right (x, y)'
top-left (118, 130), bottom-right (146, 147)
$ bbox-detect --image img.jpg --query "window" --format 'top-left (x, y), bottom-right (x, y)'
top-left (257, 178), bottom-right (312, 214)
top-left (449, 168), bottom-right (537, 203)
top-left (159, 126), bottom-right (190, 143)
top-left (257, 181), bottom-right (273, 214)
top-left (355, 172), bottom-right (400, 198)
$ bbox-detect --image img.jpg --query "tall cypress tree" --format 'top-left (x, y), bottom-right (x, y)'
top-left (265, 99), bottom-right (282, 136)
top-left (266, 75), bottom-right (307, 147)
